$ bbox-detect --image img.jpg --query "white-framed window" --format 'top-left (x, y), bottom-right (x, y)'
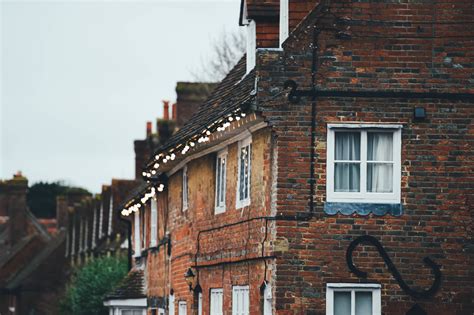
top-left (182, 165), bottom-right (188, 211)
top-left (133, 210), bottom-right (141, 257)
top-left (92, 206), bottom-right (97, 248)
top-left (326, 283), bottom-right (381, 315)
top-left (263, 283), bottom-right (272, 315)
top-left (168, 293), bottom-right (175, 315)
top-left (120, 310), bottom-right (144, 315)
top-left (108, 193), bottom-right (114, 236)
top-left (98, 202), bottom-right (104, 238)
top-left (178, 301), bottom-right (187, 315)
top-left (198, 292), bottom-right (202, 315)
top-left (236, 136), bottom-right (252, 209)
top-left (232, 285), bottom-right (249, 315)
top-left (210, 288), bottom-right (223, 315)
top-left (279, 0), bottom-right (289, 47)
top-left (215, 149), bottom-right (228, 214)
top-left (141, 208), bottom-right (146, 251)
top-left (150, 198), bottom-right (158, 247)
top-left (327, 124), bottom-right (402, 204)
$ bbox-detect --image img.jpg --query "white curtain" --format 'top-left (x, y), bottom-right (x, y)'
top-left (355, 292), bottom-right (372, 315)
top-left (367, 132), bottom-right (393, 192)
top-left (335, 132), bottom-right (360, 192)
top-left (334, 292), bottom-right (351, 315)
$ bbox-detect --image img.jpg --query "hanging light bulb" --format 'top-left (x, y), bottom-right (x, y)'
top-left (154, 163), bottom-right (159, 169)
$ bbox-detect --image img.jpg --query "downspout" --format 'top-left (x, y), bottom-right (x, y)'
top-left (309, 25), bottom-right (321, 215)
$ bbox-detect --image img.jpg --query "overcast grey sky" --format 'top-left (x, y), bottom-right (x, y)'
top-left (1, 0), bottom-right (241, 193)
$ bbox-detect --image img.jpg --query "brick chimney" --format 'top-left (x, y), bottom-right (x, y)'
top-left (56, 196), bottom-right (69, 230)
top-left (6, 172), bottom-right (28, 246)
top-left (172, 103), bottom-right (177, 121)
top-left (163, 100), bottom-right (170, 120)
top-left (146, 121), bottom-right (152, 137)
top-left (175, 82), bottom-right (216, 128)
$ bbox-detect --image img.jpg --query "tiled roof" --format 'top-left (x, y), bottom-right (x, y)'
top-left (104, 269), bottom-right (146, 300)
top-left (145, 56), bottom-right (255, 167)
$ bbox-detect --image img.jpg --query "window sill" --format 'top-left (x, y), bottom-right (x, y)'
top-left (324, 202), bottom-right (402, 216)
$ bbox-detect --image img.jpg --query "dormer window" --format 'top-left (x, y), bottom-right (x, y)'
top-left (246, 19), bottom-right (256, 73)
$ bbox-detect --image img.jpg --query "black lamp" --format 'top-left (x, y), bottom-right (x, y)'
top-left (184, 268), bottom-right (195, 291)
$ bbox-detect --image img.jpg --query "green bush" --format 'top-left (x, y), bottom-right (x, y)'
top-left (59, 255), bottom-right (128, 315)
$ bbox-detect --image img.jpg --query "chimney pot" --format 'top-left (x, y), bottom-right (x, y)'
top-left (146, 121), bottom-right (152, 137)
top-left (163, 100), bottom-right (170, 120)
top-left (172, 103), bottom-right (177, 121)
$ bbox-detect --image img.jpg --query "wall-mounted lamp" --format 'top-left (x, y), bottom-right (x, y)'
top-left (184, 268), bottom-right (195, 291)
top-left (414, 107), bottom-right (426, 120)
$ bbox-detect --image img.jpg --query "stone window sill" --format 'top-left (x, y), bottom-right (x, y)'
top-left (324, 202), bottom-right (402, 216)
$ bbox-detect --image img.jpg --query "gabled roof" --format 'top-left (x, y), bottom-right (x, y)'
top-left (144, 56), bottom-right (256, 170)
top-left (104, 269), bottom-right (146, 300)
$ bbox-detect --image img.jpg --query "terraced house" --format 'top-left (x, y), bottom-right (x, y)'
top-left (109, 0), bottom-right (474, 314)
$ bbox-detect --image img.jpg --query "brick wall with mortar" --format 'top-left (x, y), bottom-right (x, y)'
top-left (140, 127), bottom-right (276, 314)
top-left (255, 0), bottom-right (474, 314)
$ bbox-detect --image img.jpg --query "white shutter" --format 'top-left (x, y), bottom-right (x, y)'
top-left (232, 286), bottom-right (249, 315)
top-left (150, 199), bottom-right (157, 247)
top-left (210, 289), bottom-right (223, 315)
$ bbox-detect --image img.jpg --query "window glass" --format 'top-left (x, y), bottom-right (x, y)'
top-left (215, 151), bottom-right (227, 212)
top-left (182, 166), bottom-right (188, 210)
top-left (367, 132), bottom-right (393, 193)
top-left (334, 292), bottom-right (351, 315)
top-left (355, 292), bottom-right (373, 315)
top-left (334, 132), bottom-right (360, 192)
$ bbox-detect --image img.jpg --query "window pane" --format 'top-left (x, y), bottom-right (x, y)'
top-left (220, 157), bottom-right (226, 203)
top-left (335, 163), bottom-right (360, 192)
top-left (240, 147), bottom-right (246, 200)
top-left (335, 132), bottom-right (360, 160)
top-left (121, 311), bottom-right (132, 315)
top-left (334, 292), bottom-right (351, 315)
top-left (355, 292), bottom-right (372, 315)
top-left (367, 163), bottom-right (393, 192)
top-left (217, 158), bottom-right (221, 205)
top-left (367, 132), bottom-right (393, 161)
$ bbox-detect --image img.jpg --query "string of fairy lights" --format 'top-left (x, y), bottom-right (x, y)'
top-left (120, 106), bottom-right (249, 217)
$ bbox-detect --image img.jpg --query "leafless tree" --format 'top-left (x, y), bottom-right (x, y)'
top-left (190, 30), bottom-right (246, 82)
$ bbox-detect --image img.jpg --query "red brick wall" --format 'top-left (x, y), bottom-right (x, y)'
top-left (141, 128), bottom-right (275, 314)
top-left (256, 0), bottom-right (474, 314)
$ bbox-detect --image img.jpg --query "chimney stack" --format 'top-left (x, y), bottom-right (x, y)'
top-left (146, 121), bottom-right (152, 137)
top-left (163, 100), bottom-right (170, 120)
top-left (172, 103), bottom-right (177, 121)
top-left (6, 173), bottom-right (28, 246)
top-left (56, 196), bottom-right (69, 230)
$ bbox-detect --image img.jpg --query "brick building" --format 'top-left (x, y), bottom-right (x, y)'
top-left (112, 1), bottom-right (473, 315)
top-left (0, 173), bottom-right (69, 315)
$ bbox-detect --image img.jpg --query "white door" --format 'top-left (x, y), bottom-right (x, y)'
top-left (178, 301), bottom-right (187, 315)
top-left (232, 286), bottom-right (249, 315)
top-left (210, 289), bottom-right (223, 315)
top-left (168, 294), bottom-right (175, 315)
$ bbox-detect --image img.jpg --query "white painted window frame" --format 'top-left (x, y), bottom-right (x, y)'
top-left (232, 285), bottom-right (249, 315)
top-left (133, 211), bottom-right (141, 258)
top-left (178, 301), bottom-right (187, 315)
top-left (92, 205), bottom-right (97, 248)
top-left (326, 283), bottom-right (381, 315)
top-left (263, 283), bottom-right (272, 315)
top-left (108, 193), bottom-right (114, 236)
top-left (182, 165), bottom-right (188, 211)
top-left (326, 124), bottom-right (402, 204)
top-left (198, 292), bottom-right (202, 315)
top-left (141, 208), bottom-right (147, 252)
top-left (215, 149), bottom-right (228, 214)
top-left (279, 0), bottom-right (289, 47)
top-left (236, 136), bottom-right (252, 209)
top-left (210, 288), bottom-right (223, 315)
top-left (246, 19), bottom-right (256, 74)
top-left (98, 202), bottom-right (104, 238)
top-left (169, 294), bottom-right (175, 315)
top-left (150, 198), bottom-right (158, 247)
